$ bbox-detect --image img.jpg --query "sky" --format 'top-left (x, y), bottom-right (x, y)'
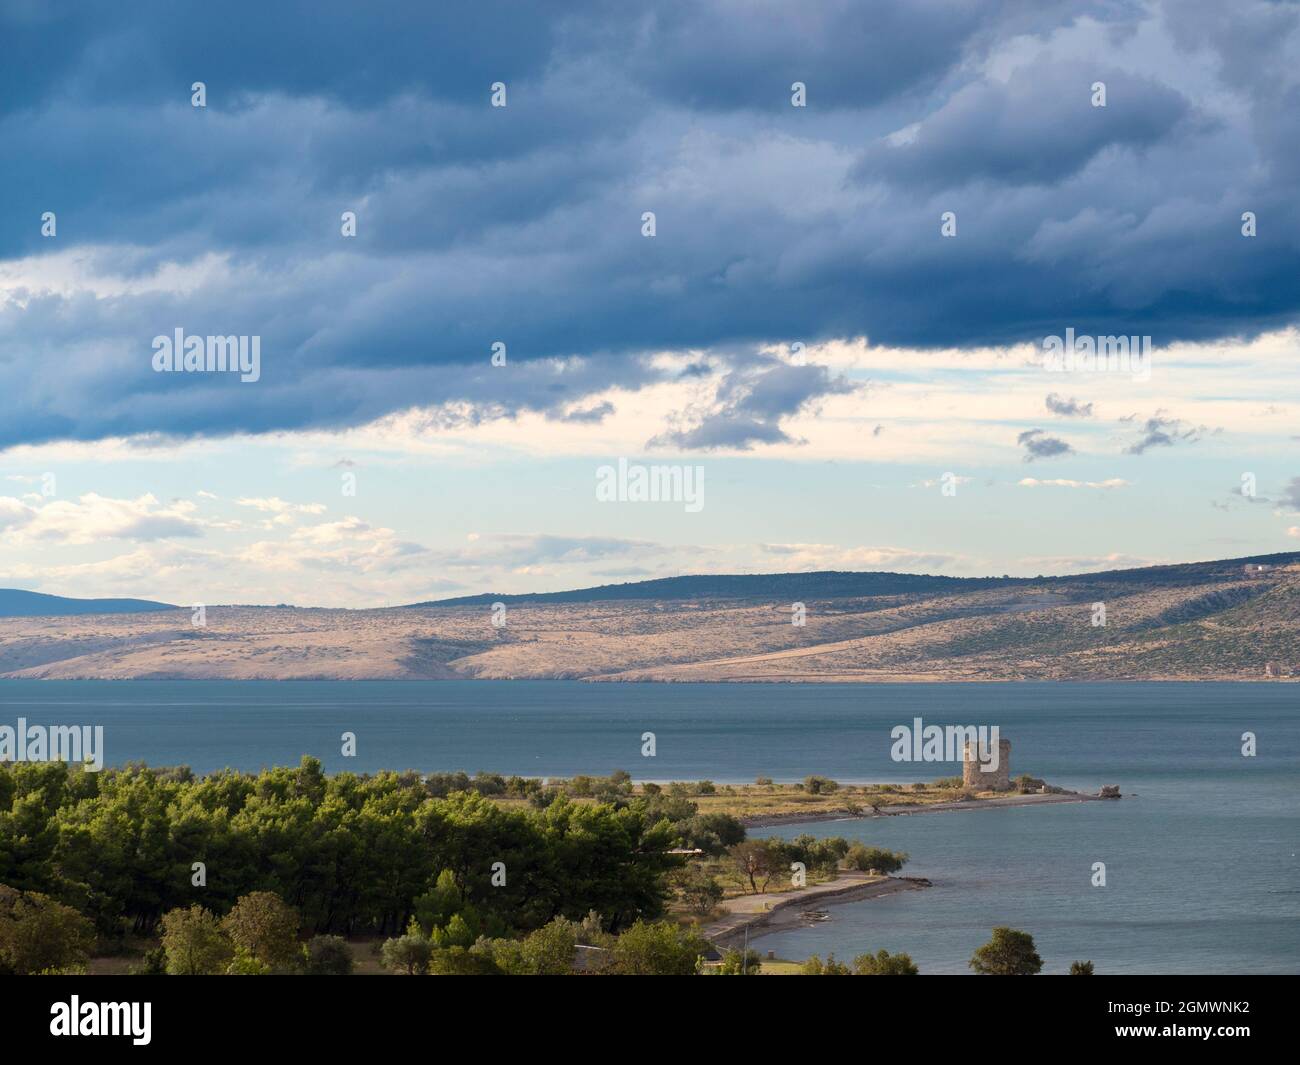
top-left (1, 0), bottom-right (1299, 607)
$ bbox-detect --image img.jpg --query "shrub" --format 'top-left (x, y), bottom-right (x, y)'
top-left (428, 945), bottom-right (500, 975)
top-left (227, 948), bottom-right (271, 975)
top-left (675, 868), bottom-right (724, 916)
top-left (221, 891), bottom-right (300, 972)
top-left (718, 948), bottom-right (763, 975)
top-left (304, 935), bottom-right (353, 975)
top-left (160, 904), bottom-right (232, 976)
top-left (801, 953), bottom-right (851, 975)
top-left (381, 924), bottom-right (434, 975)
top-left (611, 920), bottom-right (708, 975)
top-left (0, 889), bottom-right (95, 976)
top-left (519, 917), bottom-right (579, 974)
top-left (970, 928), bottom-right (1043, 976)
top-left (844, 844), bottom-right (907, 874)
top-left (853, 949), bottom-right (918, 975)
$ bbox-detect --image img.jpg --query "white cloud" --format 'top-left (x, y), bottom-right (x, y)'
top-left (759, 543), bottom-right (958, 571)
top-left (0, 493), bottom-right (203, 545)
top-left (234, 497), bottom-right (327, 514)
top-left (1018, 477), bottom-right (1130, 489)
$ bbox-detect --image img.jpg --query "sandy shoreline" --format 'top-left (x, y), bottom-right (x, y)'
top-left (740, 790), bottom-right (1112, 828)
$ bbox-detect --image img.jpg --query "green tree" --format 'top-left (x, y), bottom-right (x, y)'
top-left (718, 948), bottom-right (763, 975)
top-left (160, 904), bottom-right (232, 975)
top-left (304, 934), bottom-right (354, 975)
top-left (675, 867), bottom-right (724, 915)
top-left (853, 948), bottom-right (918, 975)
top-left (221, 891), bottom-right (300, 971)
top-left (520, 917), bottom-right (578, 974)
top-left (226, 948), bottom-right (271, 975)
top-left (801, 952), bottom-right (851, 975)
top-left (844, 844), bottom-right (908, 874)
top-left (611, 920), bottom-right (708, 975)
top-left (428, 944), bottom-right (501, 974)
top-left (970, 927), bottom-right (1043, 975)
top-left (729, 838), bottom-right (782, 894)
top-left (381, 922), bottom-right (434, 975)
top-left (0, 887), bottom-right (94, 975)
top-left (1069, 959), bottom-right (1095, 975)
top-left (432, 911), bottom-right (478, 949)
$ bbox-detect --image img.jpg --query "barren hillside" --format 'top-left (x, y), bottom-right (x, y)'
top-left (2, 553), bottom-right (1298, 681)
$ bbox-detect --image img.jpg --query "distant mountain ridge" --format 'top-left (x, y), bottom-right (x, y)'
top-left (404, 570), bottom-right (996, 607)
top-left (4, 551), bottom-right (1300, 681)
top-left (0, 589), bottom-right (175, 618)
top-left (404, 552), bottom-right (1300, 607)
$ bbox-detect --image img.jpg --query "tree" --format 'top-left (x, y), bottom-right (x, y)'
top-left (0, 758), bottom-right (686, 945)
top-left (675, 867), bottom-right (724, 916)
top-left (428, 945), bottom-right (501, 974)
top-left (226, 948), bottom-right (271, 975)
top-left (729, 839), bottom-right (782, 894)
top-left (853, 949), bottom-right (918, 975)
top-left (803, 775), bottom-right (838, 795)
top-left (801, 952), bottom-right (851, 974)
top-left (160, 904), bottom-right (232, 975)
top-left (844, 844), bottom-right (907, 874)
top-left (381, 922), bottom-right (434, 975)
top-left (718, 948), bottom-right (762, 975)
top-left (0, 888), bottom-right (94, 975)
top-left (304, 935), bottom-right (353, 975)
top-left (1069, 960), bottom-right (1095, 975)
top-left (432, 912), bottom-right (478, 949)
top-left (520, 917), bottom-right (578, 975)
top-left (611, 920), bottom-right (708, 975)
top-left (970, 927), bottom-right (1043, 975)
top-left (221, 891), bottom-right (300, 971)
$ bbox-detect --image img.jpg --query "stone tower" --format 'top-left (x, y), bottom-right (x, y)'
top-left (962, 738), bottom-right (1012, 792)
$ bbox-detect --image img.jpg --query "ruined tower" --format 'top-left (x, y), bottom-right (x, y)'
top-left (962, 737), bottom-right (1012, 792)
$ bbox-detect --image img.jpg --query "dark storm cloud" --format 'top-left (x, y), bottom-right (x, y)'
top-left (2, 0), bottom-right (1300, 447)
top-left (1124, 414), bottom-right (1211, 455)
top-left (851, 63), bottom-right (1191, 189)
top-left (1045, 393), bottom-right (1094, 417)
top-left (1017, 428), bottom-right (1074, 461)
top-left (649, 357), bottom-right (855, 450)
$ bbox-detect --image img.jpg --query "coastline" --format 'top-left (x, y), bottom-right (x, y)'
top-left (704, 873), bottom-right (931, 948)
top-left (740, 790), bottom-right (1111, 828)
top-left (709, 792), bottom-right (1117, 951)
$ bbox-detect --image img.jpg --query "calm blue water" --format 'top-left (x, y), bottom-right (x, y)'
top-left (1, 680), bottom-right (1296, 973)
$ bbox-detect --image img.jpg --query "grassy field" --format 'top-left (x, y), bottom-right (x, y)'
top-left (494, 777), bottom-right (1009, 825)
top-left (688, 779), bottom-right (982, 820)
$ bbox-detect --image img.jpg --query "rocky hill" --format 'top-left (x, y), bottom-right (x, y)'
top-left (2, 553), bottom-right (1298, 681)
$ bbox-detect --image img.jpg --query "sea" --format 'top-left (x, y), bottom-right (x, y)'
top-left (1, 679), bottom-right (1295, 974)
